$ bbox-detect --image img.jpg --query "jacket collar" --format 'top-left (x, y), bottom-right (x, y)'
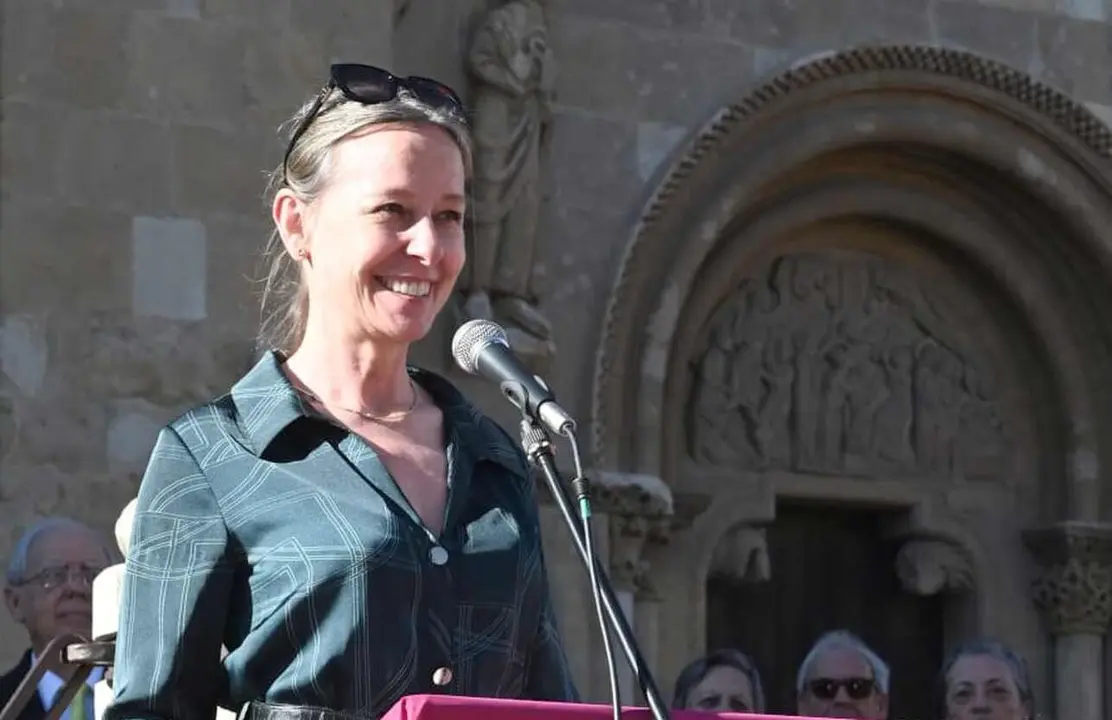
top-left (230, 351), bottom-right (524, 475)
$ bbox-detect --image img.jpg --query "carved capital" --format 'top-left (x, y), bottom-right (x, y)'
top-left (709, 525), bottom-right (771, 584)
top-left (595, 472), bottom-right (673, 597)
top-left (594, 471), bottom-right (673, 519)
top-left (1023, 522), bottom-right (1112, 635)
top-left (895, 537), bottom-right (974, 595)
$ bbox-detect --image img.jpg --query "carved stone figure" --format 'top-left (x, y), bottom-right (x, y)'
top-left (687, 252), bottom-right (1007, 480)
top-left (462, 0), bottom-right (557, 370)
top-left (709, 525), bottom-right (771, 584)
top-left (895, 538), bottom-right (974, 595)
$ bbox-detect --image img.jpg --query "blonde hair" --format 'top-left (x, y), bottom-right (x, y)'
top-left (258, 86), bottom-right (473, 356)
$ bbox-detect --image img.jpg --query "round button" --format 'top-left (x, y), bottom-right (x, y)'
top-left (429, 546), bottom-right (449, 566)
top-left (432, 666), bottom-right (453, 686)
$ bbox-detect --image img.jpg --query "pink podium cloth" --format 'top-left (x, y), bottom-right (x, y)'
top-left (382, 695), bottom-right (803, 719)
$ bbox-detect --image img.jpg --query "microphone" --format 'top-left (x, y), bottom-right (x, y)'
top-left (451, 319), bottom-right (576, 436)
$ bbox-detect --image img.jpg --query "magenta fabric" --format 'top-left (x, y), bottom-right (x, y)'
top-left (382, 695), bottom-right (808, 720)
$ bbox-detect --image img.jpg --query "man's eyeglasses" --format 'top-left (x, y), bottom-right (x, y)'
top-left (13, 564), bottom-right (103, 591)
top-left (807, 677), bottom-right (876, 701)
top-left (282, 63), bottom-right (465, 184)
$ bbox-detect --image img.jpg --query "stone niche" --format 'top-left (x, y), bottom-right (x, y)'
top-left (686, 250), bottom-right (1007, 481)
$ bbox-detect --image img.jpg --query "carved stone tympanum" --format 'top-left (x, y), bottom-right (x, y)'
top-left (1024, 522), bottom-right (1112, 635)
top-left (687, 252), bottom-right (1006, 480)
top-left (461, 0), bottom-right (557, 371)
top-left (895, 538), bottom-right (974, 595)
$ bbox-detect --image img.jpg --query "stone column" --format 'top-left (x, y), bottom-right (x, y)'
top-left (1023, 522), bottom-right (1112, 720)
top-left (595, 472), bottom-right (673, 705)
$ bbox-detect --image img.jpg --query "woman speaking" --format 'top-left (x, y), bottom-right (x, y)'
top-left (105, 63), bottom-right (578, 720)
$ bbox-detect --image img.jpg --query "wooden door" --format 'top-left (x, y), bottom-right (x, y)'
top-left (706, 503), bottom-right (943, 718)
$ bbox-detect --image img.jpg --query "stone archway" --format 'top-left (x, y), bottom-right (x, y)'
top-left (588, 46), bottom-right (1112, 720)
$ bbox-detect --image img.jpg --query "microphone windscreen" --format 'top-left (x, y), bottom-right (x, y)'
top-left (451, 319), bottom-right (509, 375)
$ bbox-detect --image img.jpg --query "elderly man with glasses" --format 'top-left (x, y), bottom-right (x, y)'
top-left (796, 630), bottom-right (891, 719)
top-left (1, 517), bottom-right (113, 720)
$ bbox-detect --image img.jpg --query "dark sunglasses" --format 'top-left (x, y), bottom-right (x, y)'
top-left (282, 63), bottom-right (465, 183)
top-left (807, 677), bottom-right (876, 701)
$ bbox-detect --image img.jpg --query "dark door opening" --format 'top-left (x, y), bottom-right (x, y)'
top-left (706, 503), bottom-right (943, 718)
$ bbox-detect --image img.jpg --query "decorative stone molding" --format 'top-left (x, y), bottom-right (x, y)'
top-left (595, 472), bottom-right (673, 598)
top-left (895, 537), bottom-right (975, 595)
top-left (1024, 522), bottom-right (1112, 635)
top-left (708, 524), bottom-right (771, 584)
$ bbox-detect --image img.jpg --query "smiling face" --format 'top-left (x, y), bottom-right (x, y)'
top-left (277, 121), bottom-right (467, 349)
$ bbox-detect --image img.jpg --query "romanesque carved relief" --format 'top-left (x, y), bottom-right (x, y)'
top-left (1024, 523), bottom-right (1112, 635)
top-left (595, 472), bottom-right (673, 599)
top-left (895, 538), bottom-right (974, 595)
top-left (460, 0), bottom-right (557, 371)
top-left (687, 252), bottom-right (1006, 480)
top-left (708, 525), bottom-right (771, 584)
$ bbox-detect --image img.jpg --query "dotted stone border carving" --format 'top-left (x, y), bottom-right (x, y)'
top-left (591, 44), bottom-right (1112, 467)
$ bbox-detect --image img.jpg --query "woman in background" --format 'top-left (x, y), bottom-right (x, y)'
top-left (939, 639), bottom-right (1033, 720)
top-left (672, 648), bottom-right (766, 714)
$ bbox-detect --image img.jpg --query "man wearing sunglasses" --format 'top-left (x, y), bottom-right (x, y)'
top-left (796, 630), bottom-right (890, 719)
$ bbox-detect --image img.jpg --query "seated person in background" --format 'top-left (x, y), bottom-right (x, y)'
top-left (796, 629), bottom-right (889, 719)
top-left (939, 638), bottom-right (1033, 720)
top-left (671, 648), bottom-right (765, 714)
top-left (1, 517), bottom-right (114, 720)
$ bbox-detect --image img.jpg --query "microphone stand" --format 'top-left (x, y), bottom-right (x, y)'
top-left (518, 416), bottom-right (671, 720)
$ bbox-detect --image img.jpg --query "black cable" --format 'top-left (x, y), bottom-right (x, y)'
top-left (565, 430), bottom-right (622, 720)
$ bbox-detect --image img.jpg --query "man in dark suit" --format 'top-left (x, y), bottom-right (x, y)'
top-left (0, 517), bottom-right (114, 720)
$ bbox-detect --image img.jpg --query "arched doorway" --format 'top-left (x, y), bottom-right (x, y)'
top-left (685, 209), bottom-right (1009, 717)
top-left (707, 503), bottom-right (945, 718)
top-left (589, 46), bottom-right (1112, 720)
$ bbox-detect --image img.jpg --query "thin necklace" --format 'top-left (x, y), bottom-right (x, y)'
top-left (296, 377), bottom-right (421, 423)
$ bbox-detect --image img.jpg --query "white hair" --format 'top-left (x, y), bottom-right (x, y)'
top-left (796, 630), bottom-right (891, 695)
top-left (5, 516), bottom-right (110, 585)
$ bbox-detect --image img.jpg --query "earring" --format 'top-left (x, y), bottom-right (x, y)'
top-left (296, 248), bottom-right (307, 260)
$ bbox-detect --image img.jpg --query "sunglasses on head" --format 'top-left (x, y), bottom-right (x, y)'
top-left (282, 63), bottom-right (465, 183)
top-left (808, 677), bottom-right (876, 701)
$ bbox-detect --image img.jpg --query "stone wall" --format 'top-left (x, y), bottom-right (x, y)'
top-left (2, 0), bottom-right (1112, 712)
top-left (0, 0), bottom-right (397, 665)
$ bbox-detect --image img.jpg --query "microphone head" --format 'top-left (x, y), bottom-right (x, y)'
top-left (451, 318), bottom-right (509, 375)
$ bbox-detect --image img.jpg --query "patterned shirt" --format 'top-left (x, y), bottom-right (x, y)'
top-left (106, 352), bottom-right (578, 720)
